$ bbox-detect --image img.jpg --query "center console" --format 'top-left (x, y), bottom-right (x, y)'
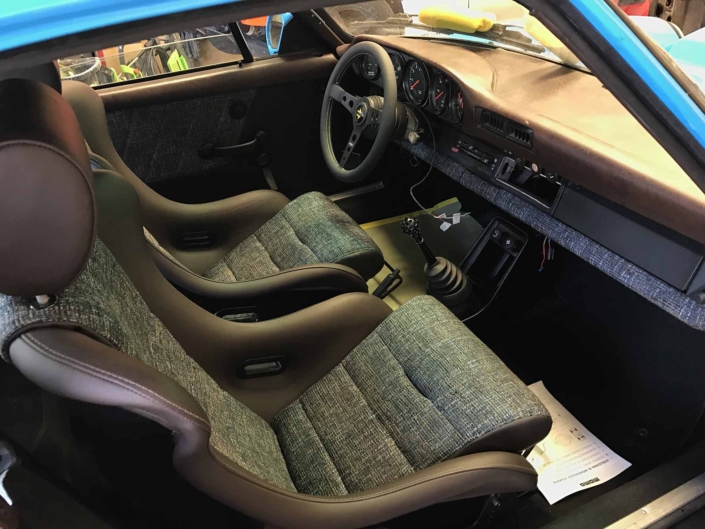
top-left (442, 129), bottom-right (565, 212)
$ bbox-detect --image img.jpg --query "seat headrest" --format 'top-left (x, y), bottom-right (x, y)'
top-left (0, 79), bottom-right (95, 297)
top-left (0, 62), bottom-right (61, 94)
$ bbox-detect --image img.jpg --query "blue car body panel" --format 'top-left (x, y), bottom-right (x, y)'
top-left (0, 0), bottom-right (239, 53)
top-left (569, 0), bottom-right (705, 149)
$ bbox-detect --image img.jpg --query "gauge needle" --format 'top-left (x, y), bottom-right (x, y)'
top-left (435, 91), bottom-right (445, 100)
top-left (410, 80), bottom-right (420, 90)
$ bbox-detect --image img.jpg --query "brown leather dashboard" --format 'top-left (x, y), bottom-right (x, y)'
top-left (352, 35), bottom-right (705, 246)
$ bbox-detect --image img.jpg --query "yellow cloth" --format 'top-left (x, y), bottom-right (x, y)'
top-left (419, 6), bottom-right (496, 34)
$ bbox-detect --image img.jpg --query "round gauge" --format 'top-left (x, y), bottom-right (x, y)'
top-left (360, 54), bottom-right (380, 80)
top-left (430, 73), bottom-right (450, 115)
top-left (389, 52), bottom-right (404, 90)
top-left (449, 89), bottom-right (465, 123)
top-left (403, 60), bottom-right (429, 106)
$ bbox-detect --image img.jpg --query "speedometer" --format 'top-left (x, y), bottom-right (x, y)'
top-left (403, 60), bottom-right (429, 106)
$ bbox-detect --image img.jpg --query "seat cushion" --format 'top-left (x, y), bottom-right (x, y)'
top-left (272, 296), bottom-right (550, 496)
top-left (202, 192), bottom-right (383, 282)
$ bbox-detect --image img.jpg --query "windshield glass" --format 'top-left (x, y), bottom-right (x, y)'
top-left (325, 0), bottom-right (586, 70)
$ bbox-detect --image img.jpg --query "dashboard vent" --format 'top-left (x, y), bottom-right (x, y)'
top-left (506, 122), bottom-right (533, 148)
top-left (480, 110), bottom-right (506, 135)
top-left (478, 107), bottom-right (534, 150)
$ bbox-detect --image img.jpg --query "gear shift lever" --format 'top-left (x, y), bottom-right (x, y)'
top-left (401, 217), bottom-right (472, 308)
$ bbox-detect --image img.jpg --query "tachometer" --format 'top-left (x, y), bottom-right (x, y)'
top-left (389, 52), bottom-right (404, 90)
top-left (360, 54), bottom-right (380, 80)
top-left (449, 89), bottom-right (464, 123)
top-left (403, 60), bottom-right (429, 106)
top-left (430, 72), bottom-right (450, 115)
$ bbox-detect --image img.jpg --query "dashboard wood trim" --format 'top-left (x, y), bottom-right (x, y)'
top-left (353, 35), bottom-right (705, 246)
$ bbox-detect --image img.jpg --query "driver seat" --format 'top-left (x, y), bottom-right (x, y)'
top-left (56, 71), bottom-right (384, 306)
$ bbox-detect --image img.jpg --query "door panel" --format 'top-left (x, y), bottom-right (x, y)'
top-left (97, 52), bottom-right (338, 203)
top-left (105, 89), bottom-right (256, 186)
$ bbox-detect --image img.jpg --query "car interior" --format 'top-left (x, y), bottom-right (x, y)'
top-left (1, 1), bottom-right (705, 528)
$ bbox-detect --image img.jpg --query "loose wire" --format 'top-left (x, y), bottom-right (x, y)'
top-left (539, 236), bottom-right (547, 272)
top-left (408, 106), bottom-right (437, 217)
top-left (407, 107), bottom-right (471, 222)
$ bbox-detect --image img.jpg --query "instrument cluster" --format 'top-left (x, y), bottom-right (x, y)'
top-left (356, 50), bottom-right (464, 125)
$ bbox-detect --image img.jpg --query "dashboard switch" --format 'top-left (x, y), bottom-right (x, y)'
top-left (500, 234), bottom-right (516, 250)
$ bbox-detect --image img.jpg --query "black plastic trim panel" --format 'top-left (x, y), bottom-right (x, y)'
top-left (554, 187), bottom-right (703, 291)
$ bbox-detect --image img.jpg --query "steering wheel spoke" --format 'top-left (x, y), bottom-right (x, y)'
top-left (339, 126), bottom-right (364, 169)
top-left (330, 84), bottom-right (360, 115)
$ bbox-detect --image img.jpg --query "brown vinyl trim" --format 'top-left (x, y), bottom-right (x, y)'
top-left (97, 51), bottom-right (337, 111)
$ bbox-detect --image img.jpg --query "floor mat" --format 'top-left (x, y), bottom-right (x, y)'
top-left (362, 198), bottom-right (483, 310)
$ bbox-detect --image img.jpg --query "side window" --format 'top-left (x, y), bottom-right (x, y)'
top-left (58, 26), bottom-right (242, 87)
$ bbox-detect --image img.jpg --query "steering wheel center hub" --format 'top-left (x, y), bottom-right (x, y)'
top-left (354, 102), bottom-right (368, 125)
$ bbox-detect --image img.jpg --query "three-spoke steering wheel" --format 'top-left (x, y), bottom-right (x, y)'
top-left (320, 42), bottom-right (398, 183)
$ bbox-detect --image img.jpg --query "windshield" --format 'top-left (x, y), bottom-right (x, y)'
top-left (325, 0), bottom-right (586, 70)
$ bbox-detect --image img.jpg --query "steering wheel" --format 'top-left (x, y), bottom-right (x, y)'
top-left (320, 42), bottom-right (398, 183)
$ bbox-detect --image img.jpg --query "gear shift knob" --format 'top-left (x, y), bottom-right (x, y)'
top-left (400, 217), bottom-right (422, 243)
top-left (400, 217), bottom-right (437, 266)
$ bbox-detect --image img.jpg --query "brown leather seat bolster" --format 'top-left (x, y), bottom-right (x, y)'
top-left (180, 444), bottom-right (537, 529)
top-left (454, 415), bottom-right (553, 458)
top-left (146, 188), bottom-right (291, 276)
top-left (151, 248), bottom-right (369, 303)
top-left (336, 248), bottom-right (385, 286)
top-left (9, 328), bottom-right (210, 433)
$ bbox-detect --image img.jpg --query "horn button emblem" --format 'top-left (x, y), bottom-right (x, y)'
top-left (355, 102), bottom-right (367, 125)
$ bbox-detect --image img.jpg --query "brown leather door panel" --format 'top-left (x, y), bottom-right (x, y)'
top-left (96, 52), bottom-right (337, 203)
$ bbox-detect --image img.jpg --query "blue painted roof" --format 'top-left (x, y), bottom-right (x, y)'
top-left (0, 0), bottom-right (239, 53)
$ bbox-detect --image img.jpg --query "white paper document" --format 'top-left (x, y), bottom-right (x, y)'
top-left (527, 381), bottom-right (632, 505)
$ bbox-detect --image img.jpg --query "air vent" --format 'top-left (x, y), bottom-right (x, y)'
top-left (478, 108), bottom-right (534, 150)
top-left (480, 110), bottom-right (506, 135)
top-left (177, 231), bottom-right (217, 250)
top-left (506, 122), bottom-right (533, 148)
